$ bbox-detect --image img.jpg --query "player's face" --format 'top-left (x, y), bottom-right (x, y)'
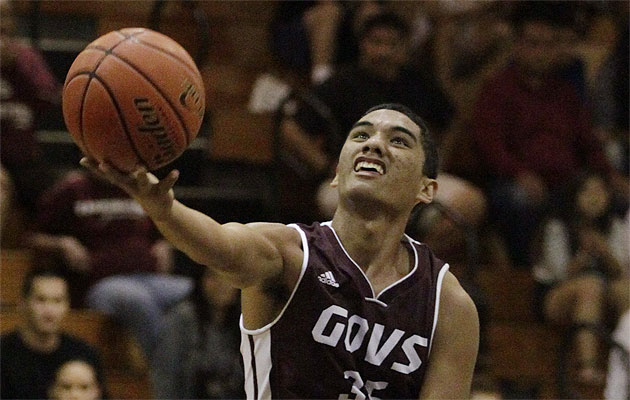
top-left (49, 361), bottom-right (101, 400)
top-left (333, 109), bottom-right (433, 212)
top-left (24, 277), bottom-right (70, 335)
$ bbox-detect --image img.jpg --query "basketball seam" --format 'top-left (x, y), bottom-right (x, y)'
top-left (89, 75), bottom-right (152, 168)
top-left (65, 34), bottom-right (132, 155)
top-left (117, 29), bottom-right (201, 78)
top-left (64, 33), bottom-right (131, 83)
top-left (99, 50), bottom-right (193, 146)
top-left (75, 72), bottom-right (95, 159)
top-left (71, 46), bottom-right (115, 159)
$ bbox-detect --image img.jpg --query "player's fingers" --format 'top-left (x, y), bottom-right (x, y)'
top-left (79, 157), bottom-right (100, 174)
top-left (132, 167), bottom-right (151, 191)
top-left (98, 162), bottom-right (136, 189)
top-left (156, 170), bottom-right (179, 194)
top-left (80, 157), bottom-right (120, 184)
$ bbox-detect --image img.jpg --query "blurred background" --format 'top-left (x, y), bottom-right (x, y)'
top-left (1, 1), bottom-right (628, 399)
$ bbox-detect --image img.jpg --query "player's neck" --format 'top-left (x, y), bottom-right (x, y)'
top-left (331, 208), bottom-right (408, 270)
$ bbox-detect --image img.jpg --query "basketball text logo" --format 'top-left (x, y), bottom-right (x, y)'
top-left (179, 81), bottom-right (204, 117)
top-left (134, 97), bottom-right (176, 165)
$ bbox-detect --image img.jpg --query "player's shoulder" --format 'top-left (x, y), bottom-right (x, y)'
top-left (440, 272), bottom-right (478, 321)
top-left (245, 222), bottom-right (303, 251)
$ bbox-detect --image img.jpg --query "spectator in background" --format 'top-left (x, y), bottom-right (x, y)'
top-left (591, 21), bottom-right (629, 210)
top-left (532, 171), bottom-right (629, 384)
top-left (269, 1), bottom-right (384, 85)
top-left (48, 359), bottom-right (103, 400)
top-left (29, 169), bottom-right (192, 362)
top-left (278, 11), bottom-right (461, 224)
top-left (151, 266), bottom-right (243, 399)
top-left (0, 258), bottom-right (105, 399)
top-left (400, 2), bottom-right (514, 190)
top-left (471, 2), bottom-right (615, 269)
top-left (0, 0), bottom-right (59, 222)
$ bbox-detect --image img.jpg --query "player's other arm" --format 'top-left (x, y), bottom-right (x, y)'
top-left (419, 272), bottom-right (479, 400)
top-left (79, 158), bottom-right (291, 289)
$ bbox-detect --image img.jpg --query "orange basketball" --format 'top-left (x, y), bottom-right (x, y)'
top-left (62, 28), bottom-right (205, 171)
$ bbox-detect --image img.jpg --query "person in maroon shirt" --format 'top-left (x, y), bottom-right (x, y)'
top-left (0, 0), bottom-right (59, 217)
top-left (82, 103), bottom-right (479, 399)
top-left (471, 3), bottom-right (613, 268)
top-left (29, 169), bottom-right (192, 361)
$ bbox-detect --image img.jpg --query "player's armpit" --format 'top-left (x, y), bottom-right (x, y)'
top-left (419, 272), bottom-right (479, 400)
top-left (218, 222), bottom-right (305, 290)
top-left (149, 199), bottom-right (302, 290)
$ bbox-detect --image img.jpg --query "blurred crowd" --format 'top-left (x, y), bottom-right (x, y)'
top-left (1, 1), bottom-right (628, 399)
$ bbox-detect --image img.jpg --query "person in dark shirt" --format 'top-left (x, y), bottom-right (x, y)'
top-left (278, 11), bottom-right (455, 223)
top-left (269, 1), bottom-right (384, 84)
top-left (151, 267), bottom-right (243, 399)
top-left (471, 3), bottom-right (615, 268)
top-left (29, 169), bottom-right (192, 360)
top-left (0, 258), bottom-right (104, 399)
top-left (0, 0), bottom-right (59, 218)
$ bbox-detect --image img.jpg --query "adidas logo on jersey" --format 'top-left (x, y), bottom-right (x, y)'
top-left (318, 271), bottom-right (339, 287)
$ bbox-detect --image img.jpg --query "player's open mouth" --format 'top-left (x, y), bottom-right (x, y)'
top-left (353, 158), bottom-right (385, 175)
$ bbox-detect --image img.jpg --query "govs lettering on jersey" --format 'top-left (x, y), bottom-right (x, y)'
top-left (312, 305), bottom-right (428, 375)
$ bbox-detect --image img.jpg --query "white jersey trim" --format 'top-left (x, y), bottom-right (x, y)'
top-left (240, 223), bottom-right (310, 335)
top-left (428, 263), bottom-right (450, 356)
top-left (322, 221), bottom-right (419, 301)
top-left (241, 330), bottom-right (272, 399)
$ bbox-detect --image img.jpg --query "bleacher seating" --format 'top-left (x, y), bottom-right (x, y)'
top-left (1, 249), bottom-right (31, 307)
top-left (6, 2), bottom-right (611, 400)
top-left (476, 262), bottom-right (605, 399)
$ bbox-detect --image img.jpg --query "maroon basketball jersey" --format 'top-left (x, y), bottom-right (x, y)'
top-left (240, 222), bottom-right (449, 399)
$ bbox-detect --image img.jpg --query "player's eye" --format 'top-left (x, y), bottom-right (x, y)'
top-left (391, 136), bottom-right (408, 146)
top-left (351, 131), bottom-right (369, 140)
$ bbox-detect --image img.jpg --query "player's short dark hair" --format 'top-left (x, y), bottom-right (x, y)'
top-left (362, 103), bottom-right (439, 179)
top-left (21, 253), bottom-right (69, 299)
top-left (357, 11), bottom-right (409, 40)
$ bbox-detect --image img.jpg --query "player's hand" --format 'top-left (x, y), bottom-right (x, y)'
top-left (80, 157), bottom-right (179, 221)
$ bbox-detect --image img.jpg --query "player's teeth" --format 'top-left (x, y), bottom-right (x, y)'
top-left (355, 161), bottom-right (383, 174)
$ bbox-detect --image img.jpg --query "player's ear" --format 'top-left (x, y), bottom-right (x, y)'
top-left (415, 177), bottom-right (437, 204)
top-left (330, 174), bottom-right (338, 188)
top-left (330, 164), bottom-right (339, 188)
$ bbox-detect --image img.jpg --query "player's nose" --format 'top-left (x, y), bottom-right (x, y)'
top-left (362, 134), bottom-right (385, 156)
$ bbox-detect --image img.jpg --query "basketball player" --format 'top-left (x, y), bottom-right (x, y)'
top-left (81, 103), bottom-right (479, 399)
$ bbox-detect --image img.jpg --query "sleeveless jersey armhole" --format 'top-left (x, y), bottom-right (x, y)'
top-left (428, 263), bottom-right (450, 356)
top-left (239, 224), bottom-right (310, 335)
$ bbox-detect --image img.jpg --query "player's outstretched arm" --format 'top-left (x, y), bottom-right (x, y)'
top-left (80, 158), bottom-right (289, 289)
top-left (419, 272), bottom-right (479, 400)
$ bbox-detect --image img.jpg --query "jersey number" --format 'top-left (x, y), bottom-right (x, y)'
top-left (338, 370), bottom-right (388, 400)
